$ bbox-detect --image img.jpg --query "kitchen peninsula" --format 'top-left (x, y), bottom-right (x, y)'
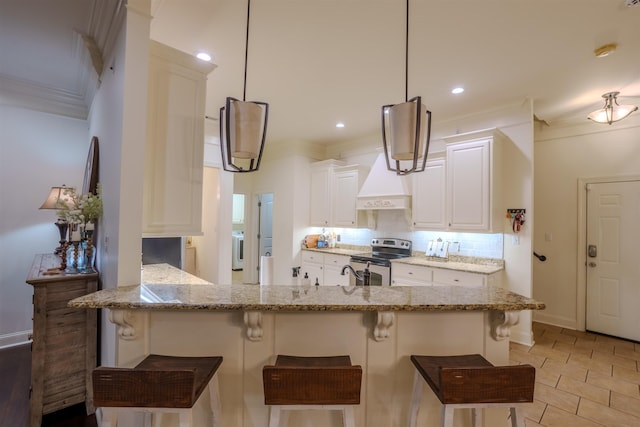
top-left (70, 264), bottom-right (544, 427)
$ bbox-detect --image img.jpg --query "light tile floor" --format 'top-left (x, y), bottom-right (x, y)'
top-left (511, 322), bottom-right (640, 427)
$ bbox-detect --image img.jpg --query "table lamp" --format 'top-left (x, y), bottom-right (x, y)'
top-left (39, 186), bottom-right (72, 254)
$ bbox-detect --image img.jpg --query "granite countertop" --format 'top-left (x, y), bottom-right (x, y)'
top-left (69, 282), bottom-right (544, 312)
top-left (302, 246), bottom-right (369, 256)
top-left (70, 262), bottom-right (541, 312)
top-left (142, 263), bottom-right (210, 285)
top-left (393, 255), bottom-right (504, 275)
top-left (303, 247), bottom-right (504, 275)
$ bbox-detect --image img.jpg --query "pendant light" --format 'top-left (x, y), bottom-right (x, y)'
top-left (220, 0), bottom-right (268, 173)
top-left (587, 91), bottom-right (638, 125)
top-left (381, 0), bottom-right (432, 176)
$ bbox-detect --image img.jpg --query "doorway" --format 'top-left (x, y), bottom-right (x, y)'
top-left (254, 193), bottom-right (273, 282)
top-left (581, 178), bottom-right (640, 341)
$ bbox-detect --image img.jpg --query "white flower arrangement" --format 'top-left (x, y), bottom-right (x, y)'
top-left (56, 183), bottom-right (103, 227)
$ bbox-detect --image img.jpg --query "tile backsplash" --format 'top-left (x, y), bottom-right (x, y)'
top-left (312, 210), bottom-right (504, 259)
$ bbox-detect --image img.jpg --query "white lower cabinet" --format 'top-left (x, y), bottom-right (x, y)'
top-left (391, 263), bottom-right (434, 286)
top-left (432, 269), bottom-right (484, 287)
top-left (392, 262), bottom-right (498, 287)
top-left (301, 251), bottom-right (350, 286)
top-left (323, 254), bottom-right (351, 286)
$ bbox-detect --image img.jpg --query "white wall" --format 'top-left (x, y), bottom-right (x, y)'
top-left (0, 106), bottom-right (88, 348)
top-left (533, 115), bottom-right (640, 330)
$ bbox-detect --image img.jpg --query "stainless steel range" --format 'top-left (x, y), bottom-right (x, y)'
top-left (349, 238), bottom-right (412, 286)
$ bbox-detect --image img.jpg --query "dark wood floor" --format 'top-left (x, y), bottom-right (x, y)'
top-left (0, 343), bottom-right (97, 427)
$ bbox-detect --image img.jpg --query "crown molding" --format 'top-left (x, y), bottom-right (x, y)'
top-left (0, 73), bottom-right (89, 119)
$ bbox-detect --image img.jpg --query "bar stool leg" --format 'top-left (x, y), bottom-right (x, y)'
top-left (101, 408), bottom-right (116, 427)
top-left (178, 411), bottom-right (192, 427)
top-left (407, 370), bottom-right (423, 427)
top-left (343, 406), bottom-right (356, 427)
top-left (471, 408), bottom-right (479, 427)
top-left (209, 374), bottom-right (221, 427)
top-left (268, 406), bottom-right (281, 427)
top-left (510, 406), bottom-right (525, 427)
top-left (441, 405), bottom-right (454, 427)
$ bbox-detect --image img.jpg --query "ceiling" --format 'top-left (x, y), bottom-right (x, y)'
top-left (2, 0), bottom-right (640, 145)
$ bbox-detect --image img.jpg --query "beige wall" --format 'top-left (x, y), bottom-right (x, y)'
top-left (533, 115), bottom-right (640, 329)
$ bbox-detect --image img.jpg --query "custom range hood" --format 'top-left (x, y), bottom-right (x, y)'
top-left (356, 152), bottom-right (412, 229)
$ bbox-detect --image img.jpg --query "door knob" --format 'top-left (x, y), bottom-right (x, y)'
top-left (588, 262), bottom-right (597, 267)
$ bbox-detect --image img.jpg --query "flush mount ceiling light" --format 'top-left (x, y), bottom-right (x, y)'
top-left (219, 0), bottom-right (268, 173)
top-left (587, 91), bottom-right (638, 125)
top-left (593, 43), bottom-right (617, 58)
top-left (381, 0), bottom-right (432, 175)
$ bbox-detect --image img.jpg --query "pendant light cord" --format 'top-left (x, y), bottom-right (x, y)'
top-left (404, 0), bottom-right (409, 102)
top-left (243, 0), bottom-right (251, 102)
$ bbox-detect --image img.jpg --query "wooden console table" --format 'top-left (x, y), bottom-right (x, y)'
top-left (26, 254), bottom-right (98, 427)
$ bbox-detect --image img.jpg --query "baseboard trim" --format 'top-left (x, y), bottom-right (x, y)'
top-left (0, 330), bottom-right (32, 350)
top-left (533, 312), bottom-right (578, 331)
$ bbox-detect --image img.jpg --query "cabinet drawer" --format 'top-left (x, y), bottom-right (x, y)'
top-left (391, 263), bottom-right (433, 285)
top-left (433, 269), bottom-right (484, 287)
top-left (302, 251), bottom-right (324, 264)
top-left (324, 253), bottom-right (350, 267)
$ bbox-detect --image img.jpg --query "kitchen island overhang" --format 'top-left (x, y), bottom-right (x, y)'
top-left (69, 276), bottom-right (545, 427)
top-left (70, 282), bottom-right (544, 342)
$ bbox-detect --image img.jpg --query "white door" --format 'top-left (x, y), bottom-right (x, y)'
top-left (258, 193), bottom-right (273, 257)
top-left (586, 180), bottom-right (640, 341)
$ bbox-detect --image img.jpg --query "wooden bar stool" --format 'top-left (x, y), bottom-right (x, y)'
top-left (408, 354), bottom-right (535, 427)
top-left (93, 354), bottom-right (223, 427)
top-left (263, 355), bottom-right (362, 427)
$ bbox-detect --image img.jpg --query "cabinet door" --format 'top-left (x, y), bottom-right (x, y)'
top-left (333, 169), bottom-right (360, 227)
top-left (301, 263), bottom-right (324, 285)
top-left (391, 263), bottom-right (433, 286)
top-left (143, 42), bottom-right (215, 237)
top-left (301, 251), bottom-right (324, 285)
top-left (323, 254), bottom-right (350, 285)
top-left (432, 269), bottom-right (485, 287)
top-left (412, 159), bottom-right (446, 229)
top-left (309, 168), bottom-right (331, 226)
top-left (446, 139), bottom-right (490, 231)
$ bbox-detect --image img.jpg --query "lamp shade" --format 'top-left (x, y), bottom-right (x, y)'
top-left (388, 100), bottom-right (427, 160)
top-left (382, 96), bottom-right (432, 175)
top-left (588, 92), bottom-right (638, 125)
top-left (40, 186), bottom-right (73, 210)
top-left (220, 96), bottom-right (268, 172)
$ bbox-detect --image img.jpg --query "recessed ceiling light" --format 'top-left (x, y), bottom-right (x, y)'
top-left (336, 122), bottom-right (345, 128)
top-left (451, 87), bottom-right (464, 95)
top-left (196, 52), bottom-right (212, 61)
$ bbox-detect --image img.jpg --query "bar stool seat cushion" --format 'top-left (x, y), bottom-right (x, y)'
top-left (263, 355), bottom-right (362, 405)
top-left (93, 354), bottom-right (223, 409)
top-left (410, 354), bottom-right (535, 404)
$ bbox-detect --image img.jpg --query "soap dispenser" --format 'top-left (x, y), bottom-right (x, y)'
top-left (292, 266), bottom-right (301, 286)
top-left (302, 272), bottom-right (311, 287)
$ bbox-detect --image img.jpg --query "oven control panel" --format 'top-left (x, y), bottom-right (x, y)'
top-left (370, 238), bottom-right (412, 251)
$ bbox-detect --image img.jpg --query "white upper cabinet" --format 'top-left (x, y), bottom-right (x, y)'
top-left (444, 129), bottom-right (505, 232)
top-left (412, 158), bottom-right (446, 229)
top-left (332, 165), bottom-right (368, 227)
top-left (309, 160), bottom-right (367, 228)
top-left (143, 41), bottom-right (216, 237)
top-left (309, 160), bottom-right (343, 226)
